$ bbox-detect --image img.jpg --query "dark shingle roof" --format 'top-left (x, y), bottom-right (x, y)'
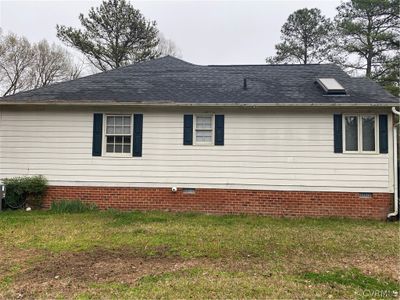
top-left (1, 56), bottom-right (398, 105)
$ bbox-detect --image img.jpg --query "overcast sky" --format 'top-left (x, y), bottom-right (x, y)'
top-left (0, 0), bottom-right (342, 65)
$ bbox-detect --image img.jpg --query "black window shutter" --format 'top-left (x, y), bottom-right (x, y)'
top-left (214, 115), bottom-right (225, 145)
top-left (92, 113), bottom-right (103, 156)
top-left (333, 114), bottom-right (343, 153)
top-left (183, 114), bottom-right (193, 145)
top-left (133, 114), bottom-right (143, 157)
top-left (379, 114), bottom-right (388, 154)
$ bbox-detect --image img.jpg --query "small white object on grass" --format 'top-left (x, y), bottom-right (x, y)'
top-left (26, 207), bottom-right (32, 211)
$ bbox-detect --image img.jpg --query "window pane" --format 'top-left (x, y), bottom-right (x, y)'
top-left (106, 136), bottom-right (114, 143)
top-left (106, 126), bottom-right (114, 134)
top-left (123, 126), bottom-right (131, 134)
top-left (362, 116), bottom-right (375, 151)
top-left (123, 116), bottom-right (131, 125)
top-left (123, 145), bottom-right (130, 153)
top-left (107, 116), bottom-right (114, 125)
top-left (115, 126), bottom-right (123, 134)
top-left (115, 144), bottom-right (122, 153)
top-left (115, 136), bottom-right (123, 143)
top-left (196, 130), bottom-right (212, 142)
top-left (115, 117), bottom-right (123, 125)
top-left (106, 144), bottom-right (114, 153)
top-left (345, 116), bottom-right (358, 151)
top-left (196, 116), bottom-right (212, 129)
top-left (124, 136), bottom-right (131, 143)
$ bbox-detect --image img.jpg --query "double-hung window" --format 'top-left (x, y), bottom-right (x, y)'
top-left (344, 114), bottom-right (377, 153)
top-left (105, 115), bottom-right (132, 154)
top-left (194, 114), bottom-right (213, 145)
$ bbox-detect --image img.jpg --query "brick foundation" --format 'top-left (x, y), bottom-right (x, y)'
top-left (42, 186), bottom-right (394, 220)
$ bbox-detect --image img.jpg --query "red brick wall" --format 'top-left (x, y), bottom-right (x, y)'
top-left (42, 186), bottom-right (393, 220)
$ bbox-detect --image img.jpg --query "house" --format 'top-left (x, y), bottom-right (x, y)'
top-left (0, 56), bottom-right (398, 219)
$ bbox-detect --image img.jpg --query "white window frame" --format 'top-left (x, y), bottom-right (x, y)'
top-left (343, 114), bottom-right (378, 154)
top-left (193, 114), bottom-right (214, 146)
top-left (103, 114), bottom-right (133, 157)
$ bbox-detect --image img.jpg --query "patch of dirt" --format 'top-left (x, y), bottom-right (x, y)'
top-left (0, 245), bottom-right (39, 262)
top-left (0, 246), bottom-right (42, 278)
top-left (9, 247), bottom-right (202, 299)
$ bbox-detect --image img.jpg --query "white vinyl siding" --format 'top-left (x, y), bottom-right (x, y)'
top-left (0, 106), bottom-right (393, 193)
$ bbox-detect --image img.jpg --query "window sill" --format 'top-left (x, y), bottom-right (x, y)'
top-left (101, 153), bottom-right (133, 158)
top-left (342, 151), bottom-right (380, 155)
top-left (192, 143), bottom-right (215, 147)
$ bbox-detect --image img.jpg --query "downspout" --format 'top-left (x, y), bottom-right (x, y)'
top-left (387, 107), bottom-right (400, 220)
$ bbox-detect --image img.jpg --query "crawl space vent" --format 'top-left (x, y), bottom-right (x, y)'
top-left (182, 188), bottom-right (196, 194)
top-left (359, 192), bottom-right (373, 199)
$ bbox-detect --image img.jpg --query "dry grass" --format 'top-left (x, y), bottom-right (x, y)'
top-left (0, 210), bottom-right (398, 299)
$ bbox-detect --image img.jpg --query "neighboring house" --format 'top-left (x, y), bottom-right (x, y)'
top-left (0, 56), bottom-right (398, 219)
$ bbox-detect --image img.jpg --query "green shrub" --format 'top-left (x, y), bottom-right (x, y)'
top-left (50, 199), bottom-right (98, 213)
top-left (2, 175), bottom-right (48, 209)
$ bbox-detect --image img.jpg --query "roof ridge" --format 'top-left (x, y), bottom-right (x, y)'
top-left (208, 63), bottom-right (337, 67)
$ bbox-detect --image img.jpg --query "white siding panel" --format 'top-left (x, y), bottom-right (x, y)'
top-left (0, 106), bottom-right (393, 193)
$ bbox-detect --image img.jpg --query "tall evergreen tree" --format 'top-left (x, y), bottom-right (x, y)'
top-left (266, 8), bottom-right (333, 64)
top-left (56, 0), bottom-right (160, 71)
top-left (334, 0), bottom-right (399, 80)
top-left (376, 54), bottom-right (399, 96)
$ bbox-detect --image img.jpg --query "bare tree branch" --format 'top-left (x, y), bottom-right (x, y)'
top-left (0, 30), bottom-right (83, 96)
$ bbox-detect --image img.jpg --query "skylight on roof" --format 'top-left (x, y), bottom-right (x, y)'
top-left (316, 78), bottom-right (346, 95)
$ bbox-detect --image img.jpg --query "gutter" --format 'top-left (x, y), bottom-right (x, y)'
top-left (388, 107), bottom-right (400, 220)
top-left (0, 100), bottom-right (398, 108)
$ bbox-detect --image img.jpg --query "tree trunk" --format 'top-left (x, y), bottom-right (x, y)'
top-left (366, 55), bottom-right (372, 77)
top-left (366, 15), bottom-right (373, 78)
top-left (304, 35), bottom-right (308, 64)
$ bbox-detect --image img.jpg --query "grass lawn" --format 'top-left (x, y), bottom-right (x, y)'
top-left (0, 210), bottom-right (399, 299)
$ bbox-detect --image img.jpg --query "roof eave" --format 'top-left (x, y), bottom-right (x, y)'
top-left (0, 100), bottom-right (398, 107)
